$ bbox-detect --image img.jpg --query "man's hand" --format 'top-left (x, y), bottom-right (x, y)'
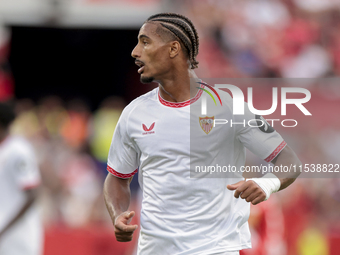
top-left (227, 180), bottom-right (266, 205)
top-left (114, 211), bottom-right (138, 242)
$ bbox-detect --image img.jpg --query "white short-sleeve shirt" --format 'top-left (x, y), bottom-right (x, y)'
top-left (107, 87), bottom-right (285, 255)
top-left (0, 136), bottom-right (43, 255)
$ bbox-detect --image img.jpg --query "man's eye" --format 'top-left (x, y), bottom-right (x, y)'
top-left (143, 41), bottom-right (148, 45)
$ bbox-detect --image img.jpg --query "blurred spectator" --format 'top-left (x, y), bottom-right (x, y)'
top-left (174, 0), bottom-right (340, 79)
top-left (11, 99), bottom-right (40, 139)
top-left (297, 227), bottom-right (329, 255)
top-left (58, 145), bottom-right (102, 227)
top-left (37, 96), bottom-right (68, 139)
top-left (60, 98), bottom-right (91, 149)
top-left (90, 96), bottom-right (125, 175)
top-left (281, 44), bottom-right (332, 78)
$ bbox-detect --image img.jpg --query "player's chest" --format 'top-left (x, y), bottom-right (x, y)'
top-left (128, 108), bottom-right (234, 153)
top-left (0, 151), bottom-right (15, 184)
top-left (129, 109), bottom-right (189, 151)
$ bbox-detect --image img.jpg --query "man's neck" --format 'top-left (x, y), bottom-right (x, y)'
top-left (157, 69), bottom-right (199, 103)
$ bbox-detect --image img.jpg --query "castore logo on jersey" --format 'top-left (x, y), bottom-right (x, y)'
top-left (142, 122), bottom-right (155, 135)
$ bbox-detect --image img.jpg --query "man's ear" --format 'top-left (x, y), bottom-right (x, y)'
top-left (169, 41), bottom-right (181, 58)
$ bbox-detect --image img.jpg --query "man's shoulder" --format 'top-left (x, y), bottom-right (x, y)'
top-left (122, 87), bottom-right (159, 115)
top-left (1, 135), bottom-right (35, 158)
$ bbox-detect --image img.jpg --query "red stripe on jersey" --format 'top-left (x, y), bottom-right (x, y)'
top-left (107, 166), bottom-right (138, 179)
top-left (264, 141), bottom-right (287, 162)
top-left (22, 181), bottom-right (41, 190)
top-left (158, 84), bottom-right (203, 108)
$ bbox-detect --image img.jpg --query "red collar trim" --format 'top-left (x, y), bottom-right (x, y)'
top-left (158, 85), bottom-right (203, 108)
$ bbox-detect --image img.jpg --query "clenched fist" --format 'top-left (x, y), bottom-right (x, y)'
top-left (227, 180), bottom-right (266, 205)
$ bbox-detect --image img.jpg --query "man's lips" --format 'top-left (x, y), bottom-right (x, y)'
top-left (135, 60), bottom-right (145, 74)
top-left (138, 66), bottom-right (145, 74)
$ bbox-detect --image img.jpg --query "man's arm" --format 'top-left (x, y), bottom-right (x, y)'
top-left (0, 188), bottom-right (39, 238)
top-left (227, 145), bottom-right (301, 205)
top-left (271, 145), bottom-right (301, 190)
top-left (104, 173), bottom-right (138, 242)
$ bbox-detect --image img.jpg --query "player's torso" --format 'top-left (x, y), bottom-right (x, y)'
top-left (129, 89), bottom-right (250, 254)
top-left (0, 137), bottom-right (43, 254)
top-left (0, 138), bottom-right (27, 229)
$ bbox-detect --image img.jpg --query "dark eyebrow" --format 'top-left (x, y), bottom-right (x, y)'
top-left (138, 34), bottom-right (151, 40)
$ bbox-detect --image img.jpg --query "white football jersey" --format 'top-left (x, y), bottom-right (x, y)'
top-left (107, 86), bottom-right (286, 255)
top-left (0, 136), bottom-right (43, 255)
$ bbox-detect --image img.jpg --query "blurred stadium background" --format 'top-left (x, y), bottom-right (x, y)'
top-left (0, 0), bottom-right (340, 254)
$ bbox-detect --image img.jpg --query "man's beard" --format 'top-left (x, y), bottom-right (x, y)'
top-left (140, 76), bottom-right (154, 84)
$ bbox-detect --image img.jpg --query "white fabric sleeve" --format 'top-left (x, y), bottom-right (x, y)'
top-left (13, 146), bottom-right (41, 190)
top-left (107, 107), bottom-right (139, 179)
top-left (235, 102), bottom-right (286, 162)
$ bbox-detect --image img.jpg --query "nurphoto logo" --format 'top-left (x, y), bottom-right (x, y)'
top-left (198, 82), bottom-right (312, 128)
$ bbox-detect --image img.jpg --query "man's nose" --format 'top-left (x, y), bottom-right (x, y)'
top-left (131, 44), bottom-right (141, 59)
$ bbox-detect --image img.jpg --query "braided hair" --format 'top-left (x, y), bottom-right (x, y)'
top-left (146, 13), bottom-right (199, 69)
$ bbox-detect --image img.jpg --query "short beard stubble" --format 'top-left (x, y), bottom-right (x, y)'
top-left (140, 76), bottom-right (155, 84)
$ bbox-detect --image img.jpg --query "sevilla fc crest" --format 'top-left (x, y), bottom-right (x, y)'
top-left (199, 116), bottom-right (214, 134)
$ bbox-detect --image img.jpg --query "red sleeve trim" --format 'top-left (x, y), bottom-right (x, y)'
top-left (107, 165), bottom-right (138, 179)
top-left (22, 181), bottom-right (41, 190)
top-left (264, 141), bottom-right (287, 162)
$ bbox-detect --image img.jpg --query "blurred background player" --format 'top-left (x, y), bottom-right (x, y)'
top-left (0, 102), bottom-right (43, 255)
